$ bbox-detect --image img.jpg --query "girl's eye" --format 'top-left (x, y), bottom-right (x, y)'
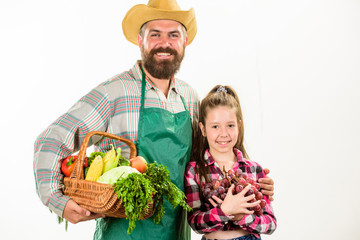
top-left (228, 124), bottom-right (235, 128)
top-left (211, 125), bottom-right (218, 129)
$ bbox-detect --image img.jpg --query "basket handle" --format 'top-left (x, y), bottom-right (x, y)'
top-left (70, 131), bottom-right (137, 180)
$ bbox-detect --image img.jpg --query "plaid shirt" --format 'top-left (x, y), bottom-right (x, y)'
top-left (184, 149), bottom-right (277, 238)
top-left (33, 61), bottom-right (199, 217)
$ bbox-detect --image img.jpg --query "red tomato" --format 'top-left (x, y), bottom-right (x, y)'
top-left (83, 157), bottom-right (89, 168)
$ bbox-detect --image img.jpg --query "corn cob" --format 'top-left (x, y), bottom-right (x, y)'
top-left (102, 145), bottom-right (117, 173)
top-left (85, 155), bottom-right (104, 181)
top-left (114, 147), bottom-right (123, 166)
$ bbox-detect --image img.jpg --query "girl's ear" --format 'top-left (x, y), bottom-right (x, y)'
top-left (199, 122), bottom-right (206, 137)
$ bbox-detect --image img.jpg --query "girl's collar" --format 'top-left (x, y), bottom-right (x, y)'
top-left (204, 148), bottom-right (248, 166)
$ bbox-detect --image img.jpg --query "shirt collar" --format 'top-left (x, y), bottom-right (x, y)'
top-left (131, 60), bottom-right (180, 96)
top-left (204, 148), bottom-right (248, 166)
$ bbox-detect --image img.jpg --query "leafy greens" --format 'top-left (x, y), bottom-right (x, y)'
top-left (113, 162), bottom-right (191, 234)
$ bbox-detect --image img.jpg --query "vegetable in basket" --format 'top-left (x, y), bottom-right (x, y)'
top-left (143, 162), bottom-right (192, 223)
top-left (61, 155), bottom-right (89, 177)
top-left (85, 155), bottom-right (104, 181)
top-left (113, 162), bottom-right (192, 234)
top-left (85, 146), bottom-right (129, 177)
top-left (114, 173), bottom-right (155, 234)
top-left (102, 145), bottom-right (117, 173)
top-left (97, 166), bottom-right (140, 184)
top-left (84, 151), bottom-right (105, 177)
top-left (129, 156), bottom-right (148, 173)
top-left (118, 149), bottom-right (131, 166)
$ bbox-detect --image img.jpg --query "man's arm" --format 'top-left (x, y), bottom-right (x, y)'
top-left (33, 86), bottom-right (110, 218)
top-left (258, 168), bottom-right (274, 201)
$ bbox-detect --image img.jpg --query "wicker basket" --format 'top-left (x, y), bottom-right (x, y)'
top-left (63, 131), bottom-right (155, 219)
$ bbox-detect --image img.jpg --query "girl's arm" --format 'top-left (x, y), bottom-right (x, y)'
top-left (232, 162), bottom-right (277, 235)
top-left (184, 163), bottom-right (233, 234)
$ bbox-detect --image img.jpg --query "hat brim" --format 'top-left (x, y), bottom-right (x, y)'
top-left (122, 4), bottom-right (197, 46)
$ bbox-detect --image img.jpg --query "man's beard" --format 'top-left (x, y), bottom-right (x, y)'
top-left (141, 46), bottom-right (185, 79)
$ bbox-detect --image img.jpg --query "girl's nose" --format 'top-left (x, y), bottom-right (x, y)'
top-left (219, 128), bottom-right (229, 137)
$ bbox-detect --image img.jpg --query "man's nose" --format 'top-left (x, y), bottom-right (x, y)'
top-left (158, 36), bottom-right (171, 47)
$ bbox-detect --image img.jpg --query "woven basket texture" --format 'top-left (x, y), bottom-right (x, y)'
top-left (63, 131), bottom-right (154, 219)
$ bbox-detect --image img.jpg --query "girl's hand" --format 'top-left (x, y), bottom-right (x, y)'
top-left (213, 184), bottom-right (260, 216)
top-left (63, 199), bottom-right (105, 224)
top-left (209, 196), bottom-right (245, 221)
top-left (258, 168), bottom-right (274, 201)
top-left (209, 195), bottom-right (222, 208)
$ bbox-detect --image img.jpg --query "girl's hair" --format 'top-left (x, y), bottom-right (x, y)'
top-left (191, 85), bottom-right (249, 184)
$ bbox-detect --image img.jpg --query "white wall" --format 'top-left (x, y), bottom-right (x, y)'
top-left (1, 0), bottom-right (359, 239)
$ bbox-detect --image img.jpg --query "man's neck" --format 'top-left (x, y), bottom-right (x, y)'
top-left (143, 67), bottom-right (172, 97)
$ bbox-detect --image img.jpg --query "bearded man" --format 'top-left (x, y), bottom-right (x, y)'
top-left (33, 0), bottom-right (274, 239)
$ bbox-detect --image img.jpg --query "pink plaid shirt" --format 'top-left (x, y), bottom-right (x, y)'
top-left (184, 149), bottom-right (277, 238)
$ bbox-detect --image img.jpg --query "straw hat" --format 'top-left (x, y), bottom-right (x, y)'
top-left (122, 0), bottom-right (197, 45)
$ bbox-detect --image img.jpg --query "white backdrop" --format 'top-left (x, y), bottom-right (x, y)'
top-left (1, 0), bottom-right (360, 239)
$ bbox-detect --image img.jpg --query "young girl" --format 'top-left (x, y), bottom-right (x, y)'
top-left (184, 85), bottom-right (277, 240)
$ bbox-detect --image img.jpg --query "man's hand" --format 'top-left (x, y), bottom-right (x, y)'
top-left (63, 199), bottom-right (105, 224)
top-left (258, 168), bottom-right (274, 201)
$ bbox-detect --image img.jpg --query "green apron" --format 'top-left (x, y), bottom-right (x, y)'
top-left (94, 67), bottom-right (192, 240)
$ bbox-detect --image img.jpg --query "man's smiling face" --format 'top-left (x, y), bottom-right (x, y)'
top-left (139, 19), bottom-right (188, 79)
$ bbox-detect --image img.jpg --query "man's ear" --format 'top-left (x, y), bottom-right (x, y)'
top-left (184, 36), bottom-right (188, 47)
top-left (138, 34), bottom-right (143, 48)
top-left (199, 122), bottom-right (206, 137)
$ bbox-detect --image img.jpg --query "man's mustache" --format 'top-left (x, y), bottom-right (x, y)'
top-left (149, 47), bottom-right (178, 56)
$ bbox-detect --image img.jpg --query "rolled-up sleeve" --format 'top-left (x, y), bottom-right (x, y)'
top-left (33, 86), bottom-right (110, 216)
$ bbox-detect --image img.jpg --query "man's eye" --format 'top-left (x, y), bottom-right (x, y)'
top-left (170, 33), bottom-right (179, 38)
top-left (151, 33), bottom-right (160, 37)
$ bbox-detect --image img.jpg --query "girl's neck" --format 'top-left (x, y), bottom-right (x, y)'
top-left (209, 149), bottom-right (237, 173)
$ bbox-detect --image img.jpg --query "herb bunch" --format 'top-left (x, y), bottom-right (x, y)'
top-left (114, 173), bottom-right (155, 234)
top-left (143, 162), bottom-right (192, 223)
top-left (113, 162), bottom-right (191, 234)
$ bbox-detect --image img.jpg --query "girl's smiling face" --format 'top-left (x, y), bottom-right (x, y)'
top-left (199, 105), bottom-right (239, 156)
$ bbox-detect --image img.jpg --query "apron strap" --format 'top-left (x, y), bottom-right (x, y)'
top-left (180, 95), bottom-right (189, 112)
top-left (139, 64), bottom-right (146, 111)
top-left (137, 64), bottom-right (147, 147)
